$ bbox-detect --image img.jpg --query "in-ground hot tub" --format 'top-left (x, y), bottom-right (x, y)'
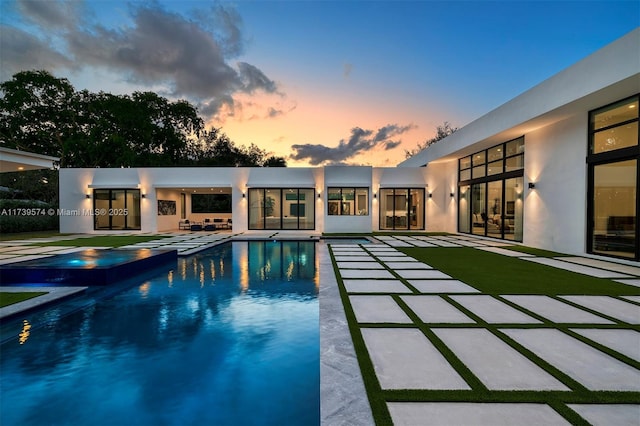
top-left (0, 249), bottom-right (177, 286)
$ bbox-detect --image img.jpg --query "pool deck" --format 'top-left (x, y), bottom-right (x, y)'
top-left (2, 232), bottom-right (639, 425)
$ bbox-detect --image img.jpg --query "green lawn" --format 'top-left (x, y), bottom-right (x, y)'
top-left (33, 235), bottom-right (169, 248)
top-left (0, 231), bottom-right (72, 241)
top-left (0, 292), bottom-right (47, 308)
top-left (400, 247), bottom-right (639, 295)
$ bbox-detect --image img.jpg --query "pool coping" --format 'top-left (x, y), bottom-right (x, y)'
top-left (0, 286), bottom-right (88, 320)
top-left (319, 242), bottom-right (374, 426)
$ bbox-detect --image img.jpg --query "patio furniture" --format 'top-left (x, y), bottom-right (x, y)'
top-left (179, 219), bottom-right (190, 230)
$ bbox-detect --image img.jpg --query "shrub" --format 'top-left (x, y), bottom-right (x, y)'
top-left (0, 199), bottom-right (59, 233)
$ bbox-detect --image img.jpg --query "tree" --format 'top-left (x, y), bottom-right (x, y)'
top-left (0, 70), bottom-right (78, 166)
top-left (404, 121), bottom-right (458, 159)
top-left (1, 70), bottom-right (283, 168)
top-left (190, 127), bottom-right (287, 167)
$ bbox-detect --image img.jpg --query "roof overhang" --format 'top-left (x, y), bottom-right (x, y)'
top-left (0, 147), bottom-right (59, 172)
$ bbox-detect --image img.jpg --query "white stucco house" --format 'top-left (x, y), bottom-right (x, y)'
top-left (60, 28), bottom-right (640, 261)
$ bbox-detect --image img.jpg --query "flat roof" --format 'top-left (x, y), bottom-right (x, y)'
top-left (0, 147), bottom-right (59, 172)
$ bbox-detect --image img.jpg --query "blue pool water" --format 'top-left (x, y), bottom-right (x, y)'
top-left (0, 241), bottom-right (319, 426)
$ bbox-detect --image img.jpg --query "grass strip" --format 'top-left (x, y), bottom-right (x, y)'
top-left (0, 292), bottom-right (47, 307)
top-left (0, 231), bottom-right (71, 241)
top-left (33, 235), bottom-right (170, 248)
top-left (399, 247), bottom-right (640, 295)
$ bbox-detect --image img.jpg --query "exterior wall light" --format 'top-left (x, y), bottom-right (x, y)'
top-left (141, 194), bottom-right (146, 198)
top-left (242, 193), bottom-right (246, 198)
top-left (373, 193), bottom-right (377, 199)
top-left (450, 192), bottom-right (455, 197)
top-left (85, 194), bottom-right (91, 199)
top-left (528, 182), bottom-right (536, 189)
top-left (317, 193), bottom-right (321, 199)
top-left (428, 193), bottom-right (433, 198)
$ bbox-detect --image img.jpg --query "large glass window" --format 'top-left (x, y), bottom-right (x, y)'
top-left (379, 188), bottom-right (424, 230)
top-left (588, 95), bottom-right (639, 260)
top-left (248, 188), bottom-right (315, 230)
top-left (327, 187), bottom-right (368, 216)
top-left (459, 137), bottom-right (524, 241)
top-left (93, 189), bottom-right (141, 230)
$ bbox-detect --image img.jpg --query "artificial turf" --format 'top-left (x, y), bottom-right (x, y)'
top-left (0, 292), bottom-right (47, 308)
top-left (329, 244), bottom-right (640, 426)
top-left (399, 247), bottom-right (640, 295)
top-left (33, 235), bottom-right (169, 248)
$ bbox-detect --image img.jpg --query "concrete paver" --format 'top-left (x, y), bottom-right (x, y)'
top-left (334, 256), bottom-right (376, 262)
top-left (336, 261), bottom-right (385, 269)
top-left (349, 296), bottom-right (413, 323)
top-left (376, 256), bottom-right (418, 262)
top-left (502, 328), bottom-right (640, 391)
top-left (523, 257), bottom-right (632, 279)
top-left (387, 402), bottom-right (570, 426)
top-left (343, 279), bottom-right (412, 293)
top-left (614, 279), bottom-right (640, 288)
top-left (408, 280), bottom-right (479, 293)
top-left (396, 270), bottom-right (451, 279)
top-left (568, 404), bottom-right (640, 426)
top-left (560, 296), bottom-right (640, 324)
top-left (475, 246), bottom-right (534, 257)
top-left (382, 262), bottom-right (432, 270)
top-left (433, 328), bottom-right (569, 390)
top-left (339, 269), bottom-right (395, 279)
top-left (560, 257), bottom-right (640, 276)
top-left (450, 295), bottom-right (541, 324)
top-left (400, 295), bottom-right (474, 323)
top-left (361, 328), bottom-right (470, 390)
top-left (502, 295), bottom-right (613, 324)
top-left (571, 329), bottom-right (640, 362)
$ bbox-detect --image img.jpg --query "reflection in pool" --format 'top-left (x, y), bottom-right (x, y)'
top-left (0, 241), bottom-right (319, 426)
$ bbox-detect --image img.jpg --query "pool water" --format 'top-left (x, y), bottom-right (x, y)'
top-left (0, 241), bottom-right (319, 426)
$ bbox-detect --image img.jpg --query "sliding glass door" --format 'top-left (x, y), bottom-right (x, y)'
top-left (379, 188), bottom-right (424, 230)
top-left (459, 137), bottom-right (524, 242)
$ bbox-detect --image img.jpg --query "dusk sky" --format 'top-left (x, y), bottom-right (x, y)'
top-left (1, 1), bottom-right (638, 167)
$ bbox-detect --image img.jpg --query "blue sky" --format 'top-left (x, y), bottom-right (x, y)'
top-left (1, 1), bottom-right (638, 166)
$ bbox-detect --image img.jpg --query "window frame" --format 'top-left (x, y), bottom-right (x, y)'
top-left (586, 94), bottom-right (640, 260)
top-left (327, 187), bottom-right (369, 216)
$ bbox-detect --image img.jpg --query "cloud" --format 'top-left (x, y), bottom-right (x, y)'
top-left (290, 123), bottom-right (415, 165)
top-left (2, 1), bottom-right (284, 119)
top-left (0, 26), bottom-right (74, 80)
top-left (17, 0), bottom-right (83, 29)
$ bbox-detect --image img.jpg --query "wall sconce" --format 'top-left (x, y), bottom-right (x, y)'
top-left (141, 194), bottom-right (146, 199)
top-left (85, 194), bottom-right (91, 199)
top-left (450, 192), bottom-right (455, 198)
top-left (428, 193), bottom-right (433, 198)
top-left (242, 193), bottom-right (246, 198)
top-left (528, 182), bottom-right (536, 189)
top-left (317, 193), bottom-right (321, 199)
top-left (373, 193), bottom-right (377, 199)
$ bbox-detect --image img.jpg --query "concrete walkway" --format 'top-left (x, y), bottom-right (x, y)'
top-left (330, 234), bottom-right (640, 425)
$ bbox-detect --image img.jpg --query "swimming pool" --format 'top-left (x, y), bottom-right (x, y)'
top-left (0, 241), bottom-right (319, 426)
